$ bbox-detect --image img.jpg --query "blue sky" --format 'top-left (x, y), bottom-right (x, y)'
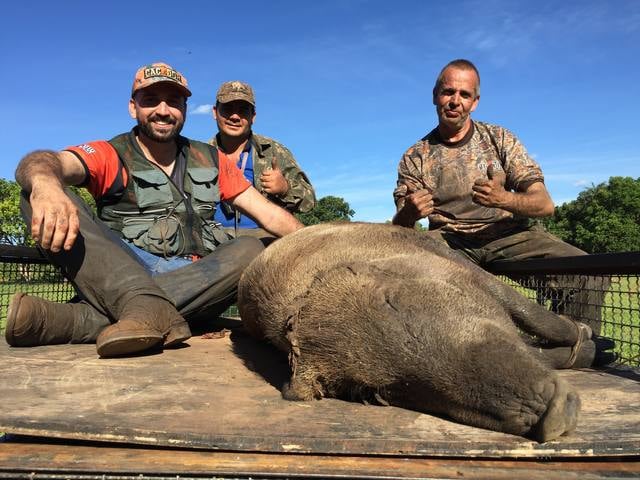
top-left (2, 0), bottom-right (639, 222)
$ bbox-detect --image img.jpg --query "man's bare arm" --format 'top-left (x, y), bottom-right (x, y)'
top-left (15, 150), bottom-right (87, 252)
top-left (230, 186), bottom-right (304, 237)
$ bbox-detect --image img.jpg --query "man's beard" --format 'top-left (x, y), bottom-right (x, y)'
top-left (137, 116), bottom-right (184, 143)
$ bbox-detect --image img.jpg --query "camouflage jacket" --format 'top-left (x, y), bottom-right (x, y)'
top-left (393, 121), bottom-right (545, 238)
top-left (209, 133), bottom-right (316, 213)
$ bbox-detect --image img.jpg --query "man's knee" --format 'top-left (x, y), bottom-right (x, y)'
top-left (526, 225), bottom-right (586, 258)
top-left (224, 236), bottom-right (265, 266)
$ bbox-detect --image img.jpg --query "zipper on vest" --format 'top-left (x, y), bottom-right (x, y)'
top-left (111, 207), bottom-right (170, 216)
top-left (179, 187), bottom-right (199, 255)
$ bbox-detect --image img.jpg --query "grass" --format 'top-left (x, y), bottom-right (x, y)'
top-left (601, 276), bottom-right (640, 365)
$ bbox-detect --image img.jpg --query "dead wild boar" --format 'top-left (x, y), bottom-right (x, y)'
top-left (238, 222), bottom-right (599, 442)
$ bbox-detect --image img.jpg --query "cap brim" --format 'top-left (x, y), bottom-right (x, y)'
top-left (133, 79), bottom-right (192, 98)
top-left (216, 94), bottom-right (255, 106)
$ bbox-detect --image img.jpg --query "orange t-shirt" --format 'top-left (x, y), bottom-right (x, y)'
top-left (65, 140), bottom-right (250, 201)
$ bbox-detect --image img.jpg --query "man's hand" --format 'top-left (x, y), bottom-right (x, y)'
top-left (260, 158), bottom-right (289, 196)
top-left (15, 150), bottom-right (86, 252)
top-left (392, 181), bottom-right (434, 227)
top-left (472, 164), bottom-right (508, 208)
top-left (29, 182), bottom-right (80, 253)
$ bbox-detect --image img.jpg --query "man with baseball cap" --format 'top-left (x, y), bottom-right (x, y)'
top-left (209, 80), bottom-right (316, 244)
top-left (8, 62), bottom-right (303, 358)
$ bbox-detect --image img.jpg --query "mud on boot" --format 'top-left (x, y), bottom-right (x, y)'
top-left (5, 293), bottom-right (74, 346)
top-left (96, 295), bottom-right (191, 358)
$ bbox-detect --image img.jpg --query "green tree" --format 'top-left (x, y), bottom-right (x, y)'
top-left (0, 178), bottom-right (29, 245)
top-left (0, 179), bottom-right (96, 246)
top-left (543, 176), bottom-right (640, 253)
top-left (296, 196), bottom-right (355, 226)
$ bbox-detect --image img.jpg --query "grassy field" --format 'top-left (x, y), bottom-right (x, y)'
top-left (601, 276), bottom-right (640, 364)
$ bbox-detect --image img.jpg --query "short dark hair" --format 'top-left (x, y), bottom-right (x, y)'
top-left (433, 59), bottom-right (481, 97)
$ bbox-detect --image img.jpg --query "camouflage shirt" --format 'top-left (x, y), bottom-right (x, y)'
top-left (393, 121), bottom-right (544, 238)
top-left (209, 133), bottom-right (316, 213)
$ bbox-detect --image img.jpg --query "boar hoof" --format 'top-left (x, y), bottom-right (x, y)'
top-left (530, 378), bottom-right (580, 442)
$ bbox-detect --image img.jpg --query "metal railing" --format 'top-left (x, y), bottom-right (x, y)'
top-left (1, 245), bottom-right (638, 366)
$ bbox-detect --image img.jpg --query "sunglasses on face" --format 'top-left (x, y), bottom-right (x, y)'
top-left (136, 94), bottom-right (185, 109)
top-left (218, 102), bottom-right (254, 117)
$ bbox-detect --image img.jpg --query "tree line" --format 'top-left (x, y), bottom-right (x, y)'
top-left (1, 177), bottom-right (638, 253)
top-left (541, 176), bottom-right (640, 253)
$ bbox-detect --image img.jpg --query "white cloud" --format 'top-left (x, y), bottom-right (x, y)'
top-left (190, 104), bottom-right (213, 115)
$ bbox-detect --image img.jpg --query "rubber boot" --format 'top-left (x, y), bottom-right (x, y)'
top-left (95, 294), bottom-right (191, 357)
top-left (20, 189), bottom-right (191, 357)
top-left (5, 292), bottom-right (109, 346)
top-left (5, 292), bottom-right (74, 346)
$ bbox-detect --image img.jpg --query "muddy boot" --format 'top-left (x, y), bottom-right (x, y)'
top-left (95, 294), bottom-right (191, 358)
top-left (5, 293), bottom-right (110, 346)
top-left (5, 293), bottom-right (74, 346)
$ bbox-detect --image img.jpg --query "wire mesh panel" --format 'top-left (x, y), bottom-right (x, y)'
top-left (0, 247), bottom-right (76, 332)
top-left (491, 252), bottom-right (640, 367)
top-left (604, 275), bottom-right (640, 366)
top-left (498, 274), bottom-right (639, 366)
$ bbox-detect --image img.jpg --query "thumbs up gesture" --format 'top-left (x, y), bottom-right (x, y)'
top-left (472, 164), bottom-right (508, 208)
top-left (260, 157), bottom-right (289, 196)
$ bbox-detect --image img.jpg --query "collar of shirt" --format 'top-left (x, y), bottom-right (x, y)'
top-left (127, 128), bottom-right (188, 189)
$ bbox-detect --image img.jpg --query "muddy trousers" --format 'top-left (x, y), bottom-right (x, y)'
top-left (222, 227), bottom-right (277, 247)
top-left (20, 190), bottom-right (265, 343)
top-left (427, 224), bottom-right (608, 334)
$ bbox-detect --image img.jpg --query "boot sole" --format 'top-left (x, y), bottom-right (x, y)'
top-left (5, 292), bottom-right (26, 346)
top-left (164, 321), bottom-right (192, 348)
top-left (97, 333), bottom-right (163, 358)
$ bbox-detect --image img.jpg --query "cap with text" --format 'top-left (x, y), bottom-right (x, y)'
top-left (131, 62), bottom-right (192, 98)
top-left (216, 81), bottom-right (255, 106)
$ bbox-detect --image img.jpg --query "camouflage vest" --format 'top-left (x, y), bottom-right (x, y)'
top-left (99, 131), bottom-right (231, 257)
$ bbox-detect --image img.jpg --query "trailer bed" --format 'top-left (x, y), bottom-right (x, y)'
top-left (1, 321), bottom-right (639, 478)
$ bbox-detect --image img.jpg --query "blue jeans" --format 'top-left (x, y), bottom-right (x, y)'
top-left (123, 241), bottom-right (193, 276)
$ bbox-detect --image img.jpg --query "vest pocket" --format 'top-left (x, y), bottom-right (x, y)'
top-left (131, 169), bottom-right (174, 209)
top-left (201, 220), bottom-right (233, 252)
top-left (121, 215), bottom-right (185, 257)
top-left (188, 168), bottom-right (220, 204)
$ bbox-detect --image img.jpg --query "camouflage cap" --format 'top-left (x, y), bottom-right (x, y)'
top-left (216, 81), bottom-right (255, 106)
top-left (131, 62), bottom-right (192, 98)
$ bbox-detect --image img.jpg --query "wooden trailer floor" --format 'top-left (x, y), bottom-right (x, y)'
top-left (1, 321), bottom-right (639, 478)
